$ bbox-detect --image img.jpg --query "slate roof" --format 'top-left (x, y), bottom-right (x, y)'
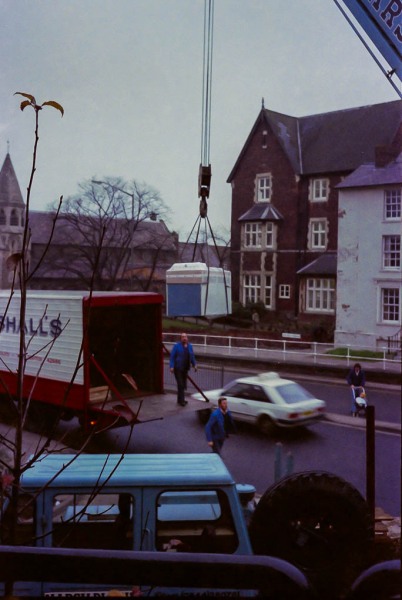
top-left (337, 153), bottom-right (402, 188)
top-left (238, 203), bottom-right (283, 221)
top-left (28, 211), bottom-right (177, 251)
top-left (297, 253), bottom-right (337, 276)
top-left (0, 153), bottom-right (24, 207)
top-left (228, 100), bottom-right (402, 180)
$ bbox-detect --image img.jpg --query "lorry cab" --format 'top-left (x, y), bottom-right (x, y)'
top-left (3, 453), bottom-right (255, 596)
top-left (15, 452), bottom-right (254, 554)
top-left (1, 453), bottom-right (374, 598)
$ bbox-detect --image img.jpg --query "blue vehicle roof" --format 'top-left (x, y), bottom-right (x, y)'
top-left (20, 453), bottom-right (236, 489)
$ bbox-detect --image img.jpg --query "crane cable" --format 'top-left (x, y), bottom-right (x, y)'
top-left (182, 0), bottom-right (230, 315)
top-left (201, 0), bottom-right (214, 170)
top-left (198, 0), bottom-right (214, 218)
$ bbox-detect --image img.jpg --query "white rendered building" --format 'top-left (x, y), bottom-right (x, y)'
top-left (335, 152), bottom-right (402, 351)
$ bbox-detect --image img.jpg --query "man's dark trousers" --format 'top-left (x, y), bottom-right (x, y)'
top-left (174, 368), bottom-right (188, 405)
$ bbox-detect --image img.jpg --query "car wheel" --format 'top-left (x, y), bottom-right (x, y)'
top-left (248, 470), bottom-right (374, 599)
top-left (257, 414), bottom-right (275, 435)
top-left (197, 408), bottom-right (211, 424)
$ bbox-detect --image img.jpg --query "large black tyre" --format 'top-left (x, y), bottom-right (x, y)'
top-left (249, 471), bottom-right (374, 598)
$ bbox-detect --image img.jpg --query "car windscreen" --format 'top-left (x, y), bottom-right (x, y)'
top-left (275, 383), bottom-right (315, 404)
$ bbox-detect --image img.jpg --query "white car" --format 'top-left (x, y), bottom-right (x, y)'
top-left (192, 372), bottom-right (326, 434)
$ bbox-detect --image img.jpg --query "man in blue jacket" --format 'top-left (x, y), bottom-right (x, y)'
top-left (169, 333), bottom-right (197, 406)
top-left (205, 397), bottom-right (236, 454)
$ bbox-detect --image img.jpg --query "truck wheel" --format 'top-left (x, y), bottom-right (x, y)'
top-left (60, 408), bottom-right (75, 422)
top-left (249, 471), bottom-right (374, 598)
top-left (257, 414), bottom-right (275, 435)
top-left (24, 402), bottom-right (59, 434)
top-left (197, 408), bottom-right (211, 424)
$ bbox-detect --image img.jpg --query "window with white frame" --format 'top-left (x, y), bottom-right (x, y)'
top-left (266, 222), bottom-right (274, 247)
top-left (244, 222), bottom-right (262, 247)
top-left (384, 189), bottom-right (401, 220)
top-left (256, 175), bottom-right (272, 202)
top-left (381, 288), bottom-right (400, 322)
top-left (243, 274), bottom-right (260, 304)
top-left (306, 278), bottom-right (335, 312)
top-left (309, 219), bottom-right (327, 249)
top-left (383, 235), bottom-right (401, 269)
top-left (264, 276), bottom-right (272, 308)
top-left (279, 284), bottom-right (291, 299)
top-left (311, 178), bottom-right (329, 201)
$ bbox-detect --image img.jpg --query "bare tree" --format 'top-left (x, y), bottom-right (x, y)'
top-left (0, 93), bottom-right (65, 595)
top-left (43, 178), bottom-right (174, 290)
top-left (0, 96), bottom-right (144, 597)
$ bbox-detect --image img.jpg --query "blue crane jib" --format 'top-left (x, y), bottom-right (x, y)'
top-left (340, 0), bottom-right (402, 81)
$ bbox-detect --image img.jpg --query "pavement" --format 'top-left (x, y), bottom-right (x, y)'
top-left (0, 343), bottom-right (399, 464)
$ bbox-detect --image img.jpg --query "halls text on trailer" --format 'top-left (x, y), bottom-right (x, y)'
top-left (166, 262), bottom-right (231, 317)
top-left (0, 290), bottom-right (164, 431)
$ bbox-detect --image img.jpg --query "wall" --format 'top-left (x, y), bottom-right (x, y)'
top-left (335, 186), bottom-right (401, 350)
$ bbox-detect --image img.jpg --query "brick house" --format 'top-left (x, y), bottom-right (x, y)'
top-left (227, 99), bottom-right (402, 340)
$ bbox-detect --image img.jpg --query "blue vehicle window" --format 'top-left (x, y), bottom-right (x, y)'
top-left (51, 493), bottom-right (134, 550)
top-left (156, 489), bottom-right (238, 554)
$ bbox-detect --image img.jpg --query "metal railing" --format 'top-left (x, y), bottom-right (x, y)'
top-left (387, 327), bottom-right (402, 355)
top-left (163, 360), bottom-right (239, 394)
top-left (0, 545), bottom-right (314, 598)
top-left (162, 333), bottom-right (402, 372)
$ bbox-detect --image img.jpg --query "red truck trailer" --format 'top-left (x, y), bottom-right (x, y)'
top-left (0, 290), bottom-right (164, 431)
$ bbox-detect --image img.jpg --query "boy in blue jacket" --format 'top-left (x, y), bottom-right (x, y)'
top-left (205, 397), bottom-right (236, 454)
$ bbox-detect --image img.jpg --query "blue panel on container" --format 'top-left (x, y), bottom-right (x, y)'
top-left (167, 284), bottom-right (202, 316)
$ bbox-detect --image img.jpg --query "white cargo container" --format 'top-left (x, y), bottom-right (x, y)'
top-left (0, 290), bottom-right (164, 431)
top-left (166, 262), bottom-right (231, 317)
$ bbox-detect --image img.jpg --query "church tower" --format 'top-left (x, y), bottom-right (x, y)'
top-left (0, 152), bottom-right (26, 289)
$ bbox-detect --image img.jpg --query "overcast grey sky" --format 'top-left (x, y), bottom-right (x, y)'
top-left (0, 0), bottom-right (400, 240)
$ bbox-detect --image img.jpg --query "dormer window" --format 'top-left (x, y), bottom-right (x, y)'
top-left (256, 174), bottom-right (272, 202)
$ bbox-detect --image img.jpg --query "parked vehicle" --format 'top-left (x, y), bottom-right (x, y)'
top-left (0, 290), bottom-right (164, 432)
top-left (0, 453), bottom-right (374, 598)
top-left (192, 372), bottom-right (326, 433)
